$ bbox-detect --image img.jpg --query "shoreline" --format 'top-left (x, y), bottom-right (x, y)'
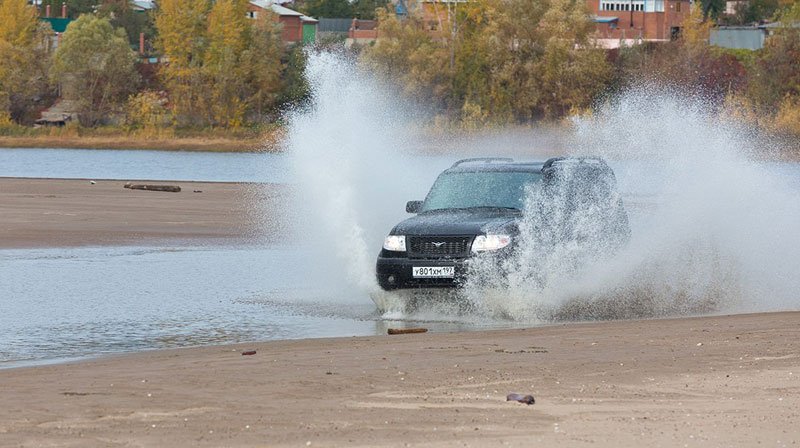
top-left (0, 177), bottom-right (289, 249)
top-left (0, 135), bottom-right (275, 152)
top-left (2, 310), bottom-right (798, 446)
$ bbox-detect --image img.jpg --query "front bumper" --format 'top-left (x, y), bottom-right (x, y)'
top-left (376, 255), bottom-right (468, 290)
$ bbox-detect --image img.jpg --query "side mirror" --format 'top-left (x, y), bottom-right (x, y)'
top-left (406, 200), bottom-right (423, 213)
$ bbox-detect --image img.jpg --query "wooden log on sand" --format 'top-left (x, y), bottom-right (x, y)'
top-left (387, 328), bottom-right (428, 335)
top-left (124, 183), bottom-right (181, 193)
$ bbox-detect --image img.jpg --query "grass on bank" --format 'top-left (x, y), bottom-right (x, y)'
top-left (0, 122), bottom-right (283, 152)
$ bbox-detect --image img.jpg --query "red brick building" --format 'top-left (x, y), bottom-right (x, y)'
top-left (588, 0), bottom-right (691, 47)
top-left (248, 0), bottom-right (318, 44)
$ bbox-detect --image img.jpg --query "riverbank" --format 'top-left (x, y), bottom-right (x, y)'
top-left (0, 177), bottom-right (289, 248)
top-left (0, 125), bottom-right (281, 152)
top-left (1, 311), bottom-right (798, 447)
top-left (0, 135), bottom-right (270, 152)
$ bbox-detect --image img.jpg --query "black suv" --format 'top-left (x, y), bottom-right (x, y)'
top-left (375, 157), bottom-right (629, 290)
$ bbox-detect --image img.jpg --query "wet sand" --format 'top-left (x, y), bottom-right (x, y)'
top-left (3, 177), bottom-right (799, 446)
top-left (1, 311), bottom-right (798, 447)
top-left (0, 178), bottom-right (287, 248)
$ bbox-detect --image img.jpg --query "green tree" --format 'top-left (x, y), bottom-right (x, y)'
top-left (300, 0), bottom-right (354, 18)
top-left (352, 0), bottom-right (391, 19)
top-left (0, 0), bottom-right (52, 123)
top-left (97, 0), bottom-right (155, 50)
top-left (39, 0), bottom-right (96, 19)
top-left (277, 44), bottom-right (310, 108)
top-left (155, 0), bottom-right (211, 125)
top-left (244, 12), bottom-right (285, 119)
top-left (699, 0), bottom-right (725, 20)
top-left (51, 15), bottom-right (140, 125)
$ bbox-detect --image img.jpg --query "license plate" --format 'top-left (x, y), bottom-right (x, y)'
top-left (412, 266), bottom-right (455, 278)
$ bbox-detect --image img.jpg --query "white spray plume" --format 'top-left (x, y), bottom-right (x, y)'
top-left (287, 52), bottom-right (800, 321)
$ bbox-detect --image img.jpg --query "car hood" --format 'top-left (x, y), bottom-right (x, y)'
top-left (391, 208), bottom-right (519, 236)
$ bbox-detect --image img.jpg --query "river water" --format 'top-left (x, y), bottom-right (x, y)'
top-left (0, 147), bottom-right (292, 183)
top-left (2, 147), bottom-right (800, 369)
top-left (0, 148), bottom-right (501, 368)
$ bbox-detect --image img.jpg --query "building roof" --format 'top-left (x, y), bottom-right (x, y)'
top-left (131, 0), bottom-right (155, 11)
top-left (761, 21), bottom-right (800, 29)
top-left (249, 0), bottom-right (304, 17)
top-left (40, 17), bottom-right (73, 33)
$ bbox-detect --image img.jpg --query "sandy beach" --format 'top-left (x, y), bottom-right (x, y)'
top-left (0, 177), bottom-right (287, 248)
top-left (0, 311), bottom-right (797, 447)
top-left (2, 176), bottom-right (800, 446)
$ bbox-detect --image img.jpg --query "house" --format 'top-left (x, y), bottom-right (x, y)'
top-left (710, 21), bottom-right (800, 50)
top-left (588, 0), bottom-right (692, 48)
top-left (131, 0), bottom-right (155, 12)
top-left (710, 25), bottom-right (765, 49)
top-left (248, 0), bottom-right (318, 44)
top-left (403, 0), bottom-right (468, 35)
top-left (37, 2), bottom-right (73, 50)
top-left (348, 19), bottom-right (378, 45)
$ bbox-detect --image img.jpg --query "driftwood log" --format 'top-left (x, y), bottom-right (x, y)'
top-left (124, 183), bottom-right (181, 193)
top-left (387, 328), bottom-right (428, 335)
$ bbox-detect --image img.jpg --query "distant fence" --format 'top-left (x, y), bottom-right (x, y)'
top-left (710, 27), bottom-right (766, 50)
top-left (318, 18), bottom-right (352, 33)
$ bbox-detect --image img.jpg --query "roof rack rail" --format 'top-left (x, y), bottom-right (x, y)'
top-left (451, 157), bottom-right (514, 168)
top-left (542, 156), bottom-right (608, 170)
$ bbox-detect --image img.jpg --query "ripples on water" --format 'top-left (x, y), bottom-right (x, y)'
top-left (0, 148), bottom-right (291, 183)
top-left (0, 246), bottom-right (524, 368)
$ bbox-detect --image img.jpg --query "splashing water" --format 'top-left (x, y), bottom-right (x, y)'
top-left (286, 51), bottom-right (446, 307)
top-left (288, 52), bottom-right (800, 322)
top-left (466, 89), bottom-right (800, 321)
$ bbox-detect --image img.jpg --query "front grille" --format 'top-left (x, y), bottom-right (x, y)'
top-left (408, 236), bottom-right (472, 258)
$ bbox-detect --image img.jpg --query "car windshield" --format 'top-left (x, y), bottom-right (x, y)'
top-left (421, 171), bottom-right (542, 212)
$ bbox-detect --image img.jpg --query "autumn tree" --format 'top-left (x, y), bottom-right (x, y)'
top-left (244, 12), bottom-right (285, 120)
top-left (363, 0), bottom-right (611, 122)
top-left (51, 15), bottom-right (140, 125)
top-left (155, 0), bottom-right (211, 125)
top-left (0, 0), bottom-right (52, 123)
top-left (747, 2), bottom-right (800, 109)
top-left (205, 0), bottom-right (250, 126)
top-left (156, 0), bottom-right (284, 127)
top-left (362, 7), bottom-right (451, 106)
top-left (612, 5), bottom-right (747, 101)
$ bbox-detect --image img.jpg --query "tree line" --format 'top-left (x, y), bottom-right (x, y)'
top-left (0, 0), bottom-right (306, 129)
top-left (362, 0), bottom-right (800, 136)
top-left (0, 0), bottom-right (799, 136)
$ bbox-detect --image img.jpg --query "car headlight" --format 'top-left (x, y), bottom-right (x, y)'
top-left (471, 234), bottom-right (511, 252)
top-left (383, 235), bottom-right (406, 252)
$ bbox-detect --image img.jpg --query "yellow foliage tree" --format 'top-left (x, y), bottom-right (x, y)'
top-left (155, 0), bottom-right (211, 125)
top-left (0, 0), bottom-right (51, 123)
top-left (364, 0), bottom-right (611, 122)
top-left (681, 2), bottom-right (713, 53)
top-left (242, 12), bottom-right (284, 121)
top-left (362, 7), bottom-right (451, 105)
top-left (156, 0), bottom-right (283, 127)
top-left (206, 0), bottom-right (250, 127)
